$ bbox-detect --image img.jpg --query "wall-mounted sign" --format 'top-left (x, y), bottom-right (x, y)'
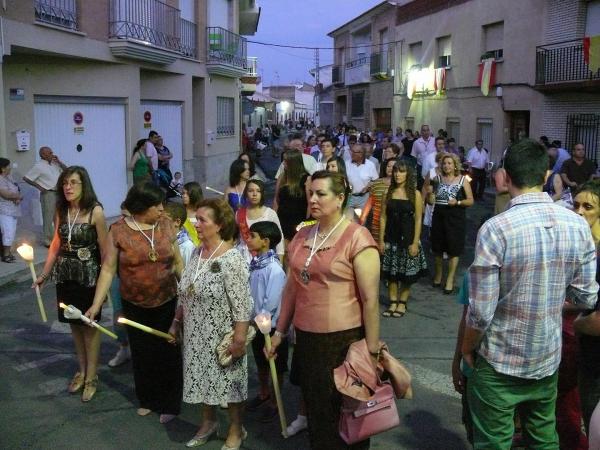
top-left (143, 111), bottom-right (152, 122)
top-left (16, 130), bottom-right (30, 151)
top-left (74, 127), bottom-right (84, 134)
top-left (9, 88), bottom-right (25, 101)
top-left (73, 111), bottom-right (84, 125)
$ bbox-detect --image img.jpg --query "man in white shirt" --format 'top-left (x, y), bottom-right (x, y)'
top-left (421, 137), bottom-right (447, 179)
top-left (23, 146), bottom-right (67, 246)
top-left (310, 134), bottom-right (327, 160)
top-left (411, 124), bottom-right (436, 190)
top-left (346, 143), bottom-right (379, 214)
top-left (146, 131), bottom-right (160, 171)
top-left (466, 139), bottom-right (490, 200)
top-left (313, 138), bottom-right (335, 171)
top-left (364, 143), bottom-right (380, 175)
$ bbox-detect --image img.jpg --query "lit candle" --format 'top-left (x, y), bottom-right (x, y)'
top-left (354, 208), bottom-right (362, 219)
top-left (59, 303), bottom-right (117, 339)
top-left (17, 243), bottom-right (47, 322)
top-left (205, 185), bottom-right (225, 196)
top-left (117, 317), bottom-right (173, 341)
top-left (254, 312), bottom-right (288, 438)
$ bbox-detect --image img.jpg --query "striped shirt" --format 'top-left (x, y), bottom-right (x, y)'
top-left (467, 192), bottom-right (598, 379)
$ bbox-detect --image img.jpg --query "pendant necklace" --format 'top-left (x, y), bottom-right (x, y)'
top-left (186, 240), bottom-right (224, 296)
top-left (66, 208), bottom-right (80, 251)
top-left (300, 216), bottom-right (345, 284)
top-left (131, 216), bottom-right (158, 262)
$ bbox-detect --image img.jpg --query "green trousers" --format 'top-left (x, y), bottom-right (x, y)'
top-left (467, 357), bottom-right (559, 450)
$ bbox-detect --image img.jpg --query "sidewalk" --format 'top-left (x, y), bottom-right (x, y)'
top-left (0, 226), bottom-right (48, 287)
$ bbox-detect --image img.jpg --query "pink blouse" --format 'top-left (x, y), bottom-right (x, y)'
top-left (285, 222), bottom-right (377, 333)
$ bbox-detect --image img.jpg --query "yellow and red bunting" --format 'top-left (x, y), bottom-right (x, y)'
top-left (478, 58), bottom-right (496, 96)
top-left (584, 35), bottom-right (600, 73)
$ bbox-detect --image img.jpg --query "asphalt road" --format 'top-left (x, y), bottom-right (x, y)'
top-left (0, 158), bottom-right (494, 449)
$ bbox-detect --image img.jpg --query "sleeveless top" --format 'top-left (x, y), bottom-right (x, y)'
top-left (384, 199), bottom-right (415, 248)
top-left (433, 175), bottom-right (466, 205)
top-left (52, 207), bottom-right (101, 287)
top-left (227, 191), bottom-right (247, 212)
top-left (133, 152), bottom-right (151, 184)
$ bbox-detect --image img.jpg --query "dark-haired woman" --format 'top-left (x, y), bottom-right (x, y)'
top-left (225, 159), bottom-right (250, 213)
top-left (268, 170), bottom-right (380, 449)
top-left (129, 139), bottom-right (152, 185)
top-left (86, 182), bottom-right (184, 423)
top-left (183, 181), bottom-right (203, 246)
top-left (379, 161), bottom-right (427, 317)
top-left (170, 198), bottom-right (253, 449)
top-left (326, 155), bottom-right (348, 178)
top-left (34, 166), bottom-right (108, 401)
top-left (276, 150), bottom-right (309, 246)
top-left (0, 158), bottom-right (23, 262)
top-left (239, 152), bottom-right (262, 181)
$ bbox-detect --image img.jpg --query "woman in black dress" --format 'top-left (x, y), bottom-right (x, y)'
top-left (380, 161), bottom-right (427, 317)
top-left (426, 153), bottom-right (473, 294)
top-left (276, 150), bottom-right (309, 247)
top-left (34, 166), bottom-right (108, 402)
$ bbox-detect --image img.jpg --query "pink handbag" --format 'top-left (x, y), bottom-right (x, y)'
top-left (339, 381), bottom-right (400, 445)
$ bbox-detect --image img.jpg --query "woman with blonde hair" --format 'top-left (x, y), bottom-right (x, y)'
top-left (427, 153), bottom-right (473, 294)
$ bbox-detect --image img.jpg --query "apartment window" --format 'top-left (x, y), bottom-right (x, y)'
top-left (477, 118), bottom-right (493, 152)
top-left (446, 118), bottom-right (460, 143)
top-left (351, 91), bottom-right (365, 118)
top-left (483, 22), bottom-right (504, 60)
top-left (586, 0), bottom-right (600, 36)
top-left (437, 36), bottom-right (452, 68)
top-left (217, 97), bottom-right (235, 136)
top-left (409, 41), bottom-right (423, 68)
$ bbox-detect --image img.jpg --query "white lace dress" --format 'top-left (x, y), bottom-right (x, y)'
top-left (179, 248), bottom-right (253, 405)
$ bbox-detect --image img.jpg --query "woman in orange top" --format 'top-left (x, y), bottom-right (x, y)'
top-left (86, 182), bottom-right (184, 424)
top-left (268, 171), bottom-right (381, 449)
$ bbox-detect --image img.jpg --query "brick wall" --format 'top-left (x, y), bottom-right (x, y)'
top-left (541, 93), bottom-right (600, 155)
top-left (544, 0), bottom-right (588, 44)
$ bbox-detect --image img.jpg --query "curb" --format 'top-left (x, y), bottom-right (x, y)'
top-left (0, 260), bottom-right (46, 288)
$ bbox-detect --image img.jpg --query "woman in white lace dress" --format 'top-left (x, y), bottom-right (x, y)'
top-left (170, 198), bottom-right (253, 450)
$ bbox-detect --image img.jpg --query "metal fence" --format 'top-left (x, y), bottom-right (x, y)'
top-left (180, 18), bottom-right (196, 58)
top-left (207, 26), bottom-right (247, 70)
top-left (346, 56), bottom-right (369, 69)
top-left (109, 0), bottom-right (181, 52)
top-left (566, 114), bottom-right (600, 164)
top-left (536, 39), bottom-right (600, 85)
top-left (34, 0), bottom-right (77, 30)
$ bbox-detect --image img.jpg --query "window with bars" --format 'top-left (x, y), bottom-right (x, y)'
top-left (351, 91), bottom-right (365, 118)
top-left (217, 97), bottom-right (235, 137)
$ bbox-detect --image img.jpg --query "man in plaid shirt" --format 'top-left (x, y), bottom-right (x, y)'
top-left (462, 139), bottom-right (598, 449)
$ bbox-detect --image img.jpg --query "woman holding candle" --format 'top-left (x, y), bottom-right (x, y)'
top-left (0, 158), bottom-right (23, 262)
top-left (169, 198), bottom-right (253, 450)
top-left (34, 166), bottom-right (107, 402)
top-left (85, 182), bottom-right (184, 423)
top-left (267, 170), bottom-right (381, 449)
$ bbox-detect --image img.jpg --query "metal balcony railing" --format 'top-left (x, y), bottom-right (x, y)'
top-left (536, 39), bottom-right (600, 85)
top-left (346, 56), bottom-right (369, 69)
top-left (110, 0), bottom-right (182, 53)
top-left (180, 18), bottom-right (197, 58)
top-left (34, 0), bottom-right (78, 30)
top-left (207, 27), bottom-right (248, 70)
top-left (246, 57), bottom-right (258, 77)
top-left (370, 50), bottom-right (394, 76)
top-left (332, 65), bottom-right (344, 84)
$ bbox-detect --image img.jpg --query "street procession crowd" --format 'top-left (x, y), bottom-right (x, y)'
top-left (2, 121), bottom-right (600, 449)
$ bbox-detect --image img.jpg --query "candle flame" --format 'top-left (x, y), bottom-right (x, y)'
top-left (16, 243), bottom-right (34, 261)
top-left (59, 303), bottom-right (67, 309)
top-left (117, 317), bottom-right (126, 324)
top-left (255, 312), bottom-right (272, 334)
top-left (354, 208), bottom-right (362, 218)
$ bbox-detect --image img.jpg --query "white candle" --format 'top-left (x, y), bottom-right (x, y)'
top-left (59, 303), bottom-right (117, 339)
top-left (17, 243), bottom-right (47, 322)
top-left (118, 317), bottom-right (173, 341)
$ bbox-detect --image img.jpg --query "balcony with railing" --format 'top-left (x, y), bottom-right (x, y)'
top-left (332, 65), bottom-right (344, 85)
top-left (370, 50), bottom-right (394, 80)
top-left (536, 39), bottom-right (600, 89)
top-left (207, 27), bottom-right (248, 78)
top-left (345, 55), bottom-right (370, 86)
top-left (241, 57), bottom-right (259, 96)
top-left (34, 0), bottom-right (78, 30)
top-left (108, 0), bottom-right (198, 64)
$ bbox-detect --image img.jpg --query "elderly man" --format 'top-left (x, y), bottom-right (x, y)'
top-left (23, 146), bottom-right (67, 246)
top-left (561, 143), bottom-right (596, 191)
top-left (346, 143), bottom-right (379, 215)
top-left (466, 140), bottom-right (490, 201)
top-left (411, 125), bottom-right (436, 190)
top-left (462, 139), bottom-right (598, 449)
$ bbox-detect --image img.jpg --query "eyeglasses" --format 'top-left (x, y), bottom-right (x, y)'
top-left (62, 181), bottom-right (82, 187)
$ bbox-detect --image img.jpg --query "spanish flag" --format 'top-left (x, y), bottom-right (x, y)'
top-left (478, 58), bottom-right (496, 96)
top-left (584, 35), bottom-right (600, 73)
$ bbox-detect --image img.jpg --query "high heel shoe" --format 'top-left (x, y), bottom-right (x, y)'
top-left (186, 422), bottom-right (219, 447)
top-left (221, 427), bottom-right (247, 450)
top-left (67, 372), bottom-right (84, 393)
top-left (81, 376), bottom-right (98, 402)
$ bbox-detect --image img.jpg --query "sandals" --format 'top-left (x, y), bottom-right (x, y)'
top-left (67, 372), bottom-right (84, 393)
top-left (1, 254), bottom-right (15, 263)
top-left (382, 301), bottom-right (399, 317)
top-left (81, 376), bottom-right (98, 402)
top-left (392, 301), bottom-right (407, 318)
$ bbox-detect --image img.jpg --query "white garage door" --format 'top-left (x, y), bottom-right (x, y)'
top-left (140, 101), bottom-right (183, 177)
top-left (34, 101), bottom-right (127, 217)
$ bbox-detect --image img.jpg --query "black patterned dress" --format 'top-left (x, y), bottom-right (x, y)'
top-left (53, 209), bottom-right (101, 323)
top-left (178, 248), bottom-right (253, 405)
top-left (381, 199), bottom-right (428, 284)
